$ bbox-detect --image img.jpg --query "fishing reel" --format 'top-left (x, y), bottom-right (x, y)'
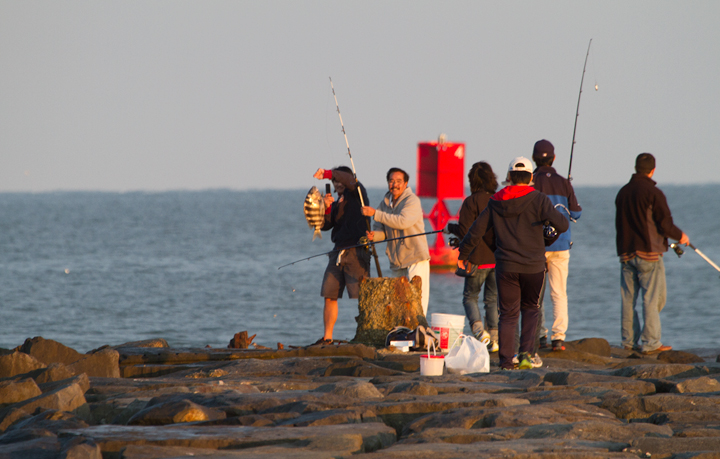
top-left (448, 236), bottom-right (460, 249)
top-left (670, 243), bottom-right (684, 258)
top-left (543, 221), bottom-right (560, 246)
top-left (357, 236), bottom-right (371, 251)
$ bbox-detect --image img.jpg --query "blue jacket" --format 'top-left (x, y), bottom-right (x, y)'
top-left (532, 166), bottom-right (582, 251)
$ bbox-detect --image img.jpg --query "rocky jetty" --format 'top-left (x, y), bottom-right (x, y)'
top-left (2, 336), bottom-right (720, 458)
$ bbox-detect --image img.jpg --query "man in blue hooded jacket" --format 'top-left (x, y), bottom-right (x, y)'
top-left (532, 139), bottom-right (582, 351)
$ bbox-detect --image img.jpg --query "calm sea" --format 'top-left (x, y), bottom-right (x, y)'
top-left (1, 185), bottom-right (719, 353)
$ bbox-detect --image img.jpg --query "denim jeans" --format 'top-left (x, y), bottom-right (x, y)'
top-left (620, 256), bottom-right (667, 352)
top-left (462, 268), bottom-right (499, 333)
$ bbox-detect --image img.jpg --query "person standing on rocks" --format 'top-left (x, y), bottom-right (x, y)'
top-left (362, 167), bottom-right (431, 316)
top-left (458, 157), bottom-right (568, 370)
top-left (312, 166), bottom-right (371, 345)
top-left (615, 153), bottom-right (688, 355)
top-left (445, 161), bottom-right (500, 352)
top-left (531, 139), bottom-right (582, 352)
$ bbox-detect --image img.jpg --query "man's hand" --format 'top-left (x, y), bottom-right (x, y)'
top-left (366, 230), bottom-right (375, 242)
top-left (679, 232), bottom-right (690, 246)
top-left (313, 168), bottom-right (326, 180)
top-left (457, 259), bottom-right (469, 270)
top-left (361, 206), bottom-right (376, 217)
top-left (323, 194), bottom-right (334, 208)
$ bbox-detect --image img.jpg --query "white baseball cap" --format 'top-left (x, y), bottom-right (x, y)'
top-left (502, 156), bottom-right (534, 186)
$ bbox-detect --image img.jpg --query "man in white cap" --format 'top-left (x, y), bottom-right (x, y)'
top-left (458, 157), bottom-right (568, 370)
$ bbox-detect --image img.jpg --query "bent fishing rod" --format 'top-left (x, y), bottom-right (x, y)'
top-left (278, 229), bottom-right (444, 270)
top-left (329, 77), bottom-right (383, 277)
top-left (568, 38), bottom-right (592, 182)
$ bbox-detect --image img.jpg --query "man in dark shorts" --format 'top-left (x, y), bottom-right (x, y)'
top-left (312, 166), bottom-right (371, 345)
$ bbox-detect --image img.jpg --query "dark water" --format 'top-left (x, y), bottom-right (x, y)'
top-left (0, 185), bottom-right (718, 353)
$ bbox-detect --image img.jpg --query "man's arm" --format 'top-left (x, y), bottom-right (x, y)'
top-left (458, 207), bottom-right (491, 260)
top-left (652, 191), bottom-right (684, 242)
top-left (373, 194), bottom-right (423, 230)
top-left (541, 194), bottom-right (570, 234)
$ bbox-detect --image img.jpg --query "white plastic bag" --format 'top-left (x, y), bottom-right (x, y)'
top-left (444, 334), bottom-right (490, 374)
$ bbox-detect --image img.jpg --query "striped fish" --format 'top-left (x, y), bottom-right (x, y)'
top-left (303, 186), bottom-right (326, 241)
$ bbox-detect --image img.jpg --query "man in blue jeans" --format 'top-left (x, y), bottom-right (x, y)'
top-left (615, 153), bottom-right (688, 354)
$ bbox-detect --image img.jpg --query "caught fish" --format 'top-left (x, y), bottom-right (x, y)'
top-left (303, 186), bottom-right (326, 241)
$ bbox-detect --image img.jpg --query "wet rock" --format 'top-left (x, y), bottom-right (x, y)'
top-left (0, 435), bottom-right (60, 459)
top-left (312, 380), bottom-right (384, 399)
top-left (566, 338), bottom-right (612, 357)
top-left (0, 351), bottom-right (46, 378)
top-left (10, 377), bottom-right (88, 416)
top-left (19, 337), bottom-right (84, 366)
top-left (4, 409), bottom-right (89, 434)
top-left (68, 348), bottom-right (120, 378)
top-left (59, 436), bottom-right (102, 459)
top-left (30, 362), bottom-right (75, 384)
top-left (663, 375), bottom-right (720, 394)
top-left (323, 359), bottom-right (405, 377)
top-left (612, 363), bottom-right (700, 379)
top-left (387, 381), bottom-right (439, 396)
top-left (0, 378), bottom-right (41, 405)
top-left (658, 350), bottom-right (705, 364)
top-left (276, 407), bottom-right (378, 427)
top-left (63, 423), bottom-right (397, 456)
top-left (127, 399), bottom-right (227, 426)
top-left (601, 393), bottom-right (720, 420)
top-left (631, 436), bottom-right (720, 457)
top-left (113, 338), bottom-right (170, 349)
top-left (0, 407), bottom-right (31, 433)
top-left (353, 276), bottom-right (427, 346)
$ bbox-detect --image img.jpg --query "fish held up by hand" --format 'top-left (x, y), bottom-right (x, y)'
top-left (304, 186), bottom-right (326, 241)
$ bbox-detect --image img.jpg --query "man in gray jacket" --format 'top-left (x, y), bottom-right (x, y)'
top-left (362, 167), bottom-right (431, 315)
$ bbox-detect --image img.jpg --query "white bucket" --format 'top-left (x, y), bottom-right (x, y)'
top-left (431, 313), bottom-right (466, 352)
top-left (419, 341), bottom-right (444, 376)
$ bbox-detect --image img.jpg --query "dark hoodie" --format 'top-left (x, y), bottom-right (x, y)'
top-left (321, 169), bottom-right (370, 250)
top-left (458, 185), bottom-right (569, 273)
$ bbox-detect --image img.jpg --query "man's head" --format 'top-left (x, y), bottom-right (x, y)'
top-left (635, 153), bottom-right (656, 176)
top-left (386, 167), bottom-right (409, 200)
top-left (502, 156), bottom-right (534, 186)
top-left (332, 165), bottom-right (353, 194)
top-left (468, 161), bottom-right (498, 194)
top-left (532, 139), bottom-right (555, 167)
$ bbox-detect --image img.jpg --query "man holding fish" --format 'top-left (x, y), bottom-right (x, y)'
top-left (310, 166), bottom-right (371, 345)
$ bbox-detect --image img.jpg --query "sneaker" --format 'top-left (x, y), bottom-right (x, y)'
top-left (475, 330), bottom-right (491, 345)
top-left (310, 337), bottom-right (333, 346)
top-left (517, 352), bottom-right (533, 370)
top-left (531, 353), bottom-right (543, 368)
top-left (512, 354), bottom-right (519, 365)
top-left (539, 335), bottom-right (549, 349)
top-left (552, 340), bottom-right (565, 351)
top-left (642, 345), bottom-right (672, 355)
top-left (488, 340), bottom-right (499, 353)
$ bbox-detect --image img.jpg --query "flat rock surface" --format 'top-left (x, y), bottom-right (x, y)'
top-left (2, 337), bottom-right (720, 458)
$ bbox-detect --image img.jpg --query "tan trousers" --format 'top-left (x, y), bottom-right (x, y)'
top-left (545, 250), bottom-right (570, 341)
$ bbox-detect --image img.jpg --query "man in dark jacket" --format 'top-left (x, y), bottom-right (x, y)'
top-left (446, 161), bottom-right (499, 351)
top-left (312, 166), bottom-right (371, 345)
top-left (532, 139), bottom-right (582, 352)
top-left (615, 153), bottom-right (688, 354)
top-left (459, 157), bottom-right (568, 370)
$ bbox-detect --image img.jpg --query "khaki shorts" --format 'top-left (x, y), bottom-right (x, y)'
top-left (321, 247), bottom-right (371, 299)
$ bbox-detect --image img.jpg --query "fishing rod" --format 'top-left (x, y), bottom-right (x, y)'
top-left (329, 77), bottom-right (383, 277)
top-left (568, 38), bottom-right (592, 182)
top-left (278, 229), bottom-right (444, 270)
top-left (671, 243), bottom-right (720, 276)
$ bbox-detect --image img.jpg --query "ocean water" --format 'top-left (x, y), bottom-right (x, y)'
top-left (1, 185), bottom-right (718, 353)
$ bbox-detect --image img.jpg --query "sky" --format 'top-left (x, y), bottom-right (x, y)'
top-left (1, 1), bottom-right (718, 192)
